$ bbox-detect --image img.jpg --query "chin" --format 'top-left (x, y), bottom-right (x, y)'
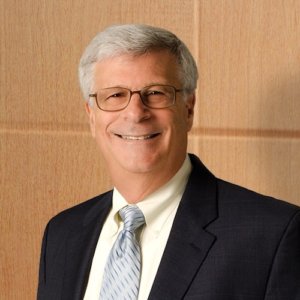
top-left (122, 161), bottom-right (157, 174)
top-left (118, 154), bottom-right (163, 174)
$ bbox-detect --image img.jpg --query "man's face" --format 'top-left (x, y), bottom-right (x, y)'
top-left (86, 50), bottom-right (195, 182)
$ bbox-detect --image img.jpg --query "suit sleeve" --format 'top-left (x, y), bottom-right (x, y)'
top-left (264, 210), bottom-right (300, 300)
top-left (37, 222), bottom-right (49, 299)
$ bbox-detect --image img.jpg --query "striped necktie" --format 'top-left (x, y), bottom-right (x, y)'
top-left (100, 205), bottom-right (145, 300)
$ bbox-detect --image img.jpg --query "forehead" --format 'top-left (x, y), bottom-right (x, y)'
top-left (93, 50), bottom-right (181, 89)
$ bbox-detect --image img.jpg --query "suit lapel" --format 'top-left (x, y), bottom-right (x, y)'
top-left (61, 192), bottom-right (112, 300)
top-left (148, 154), bottom-right (218, 300)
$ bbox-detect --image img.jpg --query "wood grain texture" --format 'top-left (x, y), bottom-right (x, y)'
top-left (0, 0), bottom-right (196, 130)
top-left (188, 135), bottom-right (300, 205)
top-left (0, 0), bottom-right (299, 299)
top-left (195, 0), bottom-right (300, 130)
top-left (0, 132), bottom-right (111, 299)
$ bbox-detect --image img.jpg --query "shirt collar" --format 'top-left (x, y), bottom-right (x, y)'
top-left (105, 155), bottom-right (192, 237)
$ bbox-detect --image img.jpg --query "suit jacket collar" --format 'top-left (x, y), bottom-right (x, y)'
top-left (148, 154), bottom-right (218, 299)
top-left (62, 191), bottom-right (112, 300)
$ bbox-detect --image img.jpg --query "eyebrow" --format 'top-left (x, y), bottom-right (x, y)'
top-left (100, 82), bottom-right (174, 90)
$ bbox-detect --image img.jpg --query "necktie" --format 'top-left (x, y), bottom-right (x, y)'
top-left (100, 205), bottom-right (145, 300)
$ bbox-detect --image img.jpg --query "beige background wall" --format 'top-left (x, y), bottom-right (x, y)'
top-left (1, 1), bottom-right (299, 299)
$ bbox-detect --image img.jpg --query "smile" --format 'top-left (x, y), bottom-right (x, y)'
top-left (115, 133), bottom-right (160, 140)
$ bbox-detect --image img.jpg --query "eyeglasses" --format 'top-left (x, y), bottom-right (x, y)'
top-left (89, 84), bottom-right (184, 112)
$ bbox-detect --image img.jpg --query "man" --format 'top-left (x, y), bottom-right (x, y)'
top-left (37, 24), bottom-right (300, 300)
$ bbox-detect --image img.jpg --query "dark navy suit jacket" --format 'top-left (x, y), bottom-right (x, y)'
top-left (37, 154), bottom-right (300, 299)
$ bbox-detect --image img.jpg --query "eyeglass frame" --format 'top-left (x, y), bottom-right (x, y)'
top-left (88, 84), bottom-right (185, 112)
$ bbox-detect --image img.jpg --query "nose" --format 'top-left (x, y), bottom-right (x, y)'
top-left (122, 92), bottom-right (151, 122)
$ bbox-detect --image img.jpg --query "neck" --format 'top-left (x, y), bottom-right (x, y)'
top-left (111, 172), bottom-right (174, 204)
top-left (109, 159), bottom-right (186, 204)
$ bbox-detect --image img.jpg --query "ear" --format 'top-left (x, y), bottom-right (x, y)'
top-left (85, 102), bottom-right (96, 137)
top-left (185, 93), bottom-right (195, 131)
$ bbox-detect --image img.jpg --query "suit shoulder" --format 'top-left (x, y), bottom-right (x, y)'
top-left (47, 190), bottom-right (112, 230)
top-left (216, 178), bottom-right (299, 221)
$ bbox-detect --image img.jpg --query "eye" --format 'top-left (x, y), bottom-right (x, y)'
top-left (108, 92), bottom-right (121, 98)
top-left (149, 90), bottom-right (163, 95)
top-left (145, 89), bottom-right (165, 96)
top-left (105, 91), bottom-right (127, 100)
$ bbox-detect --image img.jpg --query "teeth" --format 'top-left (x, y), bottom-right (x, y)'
top-left (115, 133), bottom-right (160, 140)
top-left (121, 135), bottom-right (153, 140)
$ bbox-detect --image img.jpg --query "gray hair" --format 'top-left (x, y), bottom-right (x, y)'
top-left (78, 24), bottom-right (198, 100)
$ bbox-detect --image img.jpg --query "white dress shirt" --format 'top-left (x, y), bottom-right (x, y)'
top-left (84, 156), bottom-right (192, 300)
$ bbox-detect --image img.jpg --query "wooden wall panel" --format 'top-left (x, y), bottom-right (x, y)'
top-left (189, 0), bottom-right (300, 207)
top-left (195, 0), bottom-right (300, 131)
top-left (0, 131), bottom-right (110, 299)
top-left (188, 136), bottom-right (300, 205)
top-left (1, 0), bottom-right (196, 130)
top-left (1, 0), bottom-right (299, 299)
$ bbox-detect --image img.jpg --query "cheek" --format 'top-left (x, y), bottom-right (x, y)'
top-left (89, 112), bottom-right (107, 143)
top-left (93, 112), bottom-right (111, 131)
top-left (183, 108), bottom-right (194, 132)
top-left (158, 107), bottom-right (189, 134)
top-left (174, 106), bottom-right (192, 132)
top-left (88, 112), bottom-right (96, 137)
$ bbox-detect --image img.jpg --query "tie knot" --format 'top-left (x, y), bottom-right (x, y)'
top-left (119, 205), bottom-right (145, 232)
